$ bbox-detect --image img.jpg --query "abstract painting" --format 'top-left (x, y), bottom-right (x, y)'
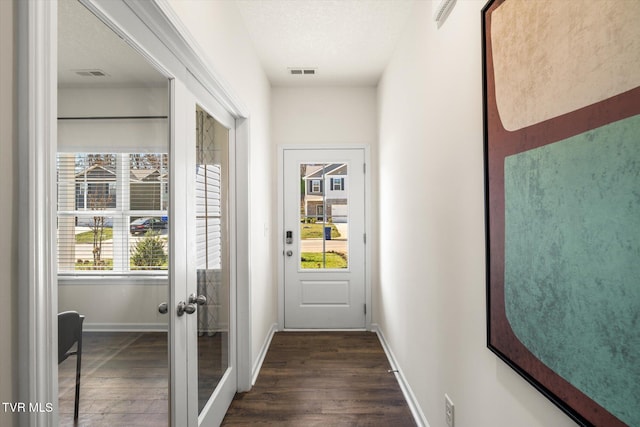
top-left (482, 1), bottom-right (640, 426)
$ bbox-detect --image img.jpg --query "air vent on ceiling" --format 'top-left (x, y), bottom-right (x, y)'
top-left (288, 68), bottom-right (317, 76)
top-left (74, 69), bottom-right (109, 77)
top-left (433, 0), bottom-right (456, 24)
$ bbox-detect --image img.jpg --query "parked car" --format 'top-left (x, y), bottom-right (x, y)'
top-left (130, 217), bottom-right (167, 235)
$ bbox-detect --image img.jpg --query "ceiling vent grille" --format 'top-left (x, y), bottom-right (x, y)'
top-left (74, 69), bottom-right (108, 77)
top-left (433, 0), bottom-right (456, 24)
top-left (288, 68), bottom-right (317, 76)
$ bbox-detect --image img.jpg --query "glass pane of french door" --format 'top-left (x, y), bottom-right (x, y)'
top-left (57, 0), bottom-right (170, 425)
top-left (195, 106), bottom-right (230, 414)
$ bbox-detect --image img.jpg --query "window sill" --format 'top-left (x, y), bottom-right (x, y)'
top-left (58, 274), bottom-right (168, 286)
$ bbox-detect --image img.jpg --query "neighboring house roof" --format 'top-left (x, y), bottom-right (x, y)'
top-left (75, 165), bottom-right (163, 183)
top-left (75, 164), bottom-right (116, 180)
top-left (303, 163), bottom-right (347, 179)
top-left (130, 168), bottom-right (161, 182)
top-left (329, 164), bottom-right (347, 176)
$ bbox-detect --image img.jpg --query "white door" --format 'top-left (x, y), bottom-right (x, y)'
top-left (283, 148), bottom-right (367, 328)
top-left (171, 81), bottom-right (237, 426)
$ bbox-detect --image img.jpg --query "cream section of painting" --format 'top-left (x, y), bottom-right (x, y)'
top-left (491, 0), bottom-right (640, 131)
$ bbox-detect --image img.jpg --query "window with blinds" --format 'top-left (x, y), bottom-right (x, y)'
top-left (57, 153), bottom-right (169, 275)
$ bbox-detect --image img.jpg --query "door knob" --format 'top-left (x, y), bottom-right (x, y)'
top-left (158, 302), bottom-right (168, 314)
top-left (189, 293), bottom-right (207, 305)
top-left (177, 301), bottom-right (189, 316)
top-left (175, 297), bottom-right (204, 316)
top-left (286, 250), bottom-right (293, 257)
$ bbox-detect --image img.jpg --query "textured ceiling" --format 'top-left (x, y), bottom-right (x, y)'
top-left (58, 0), bottom-right (416, 88)
top-left (236, 0), bottom-right (416, 86)
top-left (58, 0), bottom-right (167, 88)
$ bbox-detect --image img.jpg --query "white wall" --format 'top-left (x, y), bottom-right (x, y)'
top-left (58, 279), bottom-right (168, 330)
top-left (0, 0), bottom-right (18, 425)
top-left (376, 2), bottom-right (577, 427)
top-left (58, 87), bottom-right (168, 117)
top-left (272, 86), bottom-right (377, 145)
top-left (166, 0), bottom-right (275, 372)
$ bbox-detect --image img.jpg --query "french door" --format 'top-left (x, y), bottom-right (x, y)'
top-left (50, 0), bottom-right (238, 427)
top-left (19, 0), bottom-right (251, 423)
top-left (171, 80), bottom-right (237, 426)
top-left (282, 148), bottom-right (367, 329)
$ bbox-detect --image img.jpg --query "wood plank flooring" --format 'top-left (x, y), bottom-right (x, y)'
top-left (58, 332), bottom-right (169, 427)
top-left (59, 331), bottom-right (415, 426)
top-left (221, 331), bottom-right (416, 426)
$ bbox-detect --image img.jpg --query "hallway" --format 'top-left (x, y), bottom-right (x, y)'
top-left (222, 332), bottom-right (415, 426)
top-left (6, 0), bottom-right (623, 426)
top-left (58, 331), bottom-right (413, 426)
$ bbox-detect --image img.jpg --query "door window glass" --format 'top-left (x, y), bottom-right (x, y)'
top-left (299, 163), bottom-right (349, 269)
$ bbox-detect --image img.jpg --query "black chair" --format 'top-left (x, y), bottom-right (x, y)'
top-left (58, 311), bottom-right (85, 420)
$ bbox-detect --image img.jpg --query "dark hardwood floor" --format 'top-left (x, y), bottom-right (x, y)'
top-left (222, 331), bottom-right (416, 426)
top-left (59, 331), bottom-right (415, 426)
top-left (58, 332), bottom-right (169, 427)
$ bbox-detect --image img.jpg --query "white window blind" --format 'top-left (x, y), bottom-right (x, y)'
top-left (57, 153), bottom-right (169, 275)
top-left (196, 164), bottom-right (222, 270)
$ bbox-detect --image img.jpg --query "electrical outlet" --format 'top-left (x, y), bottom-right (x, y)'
top-left (445, 394), bottom-right (454, 427)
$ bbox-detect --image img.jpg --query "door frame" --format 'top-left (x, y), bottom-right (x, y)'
top-left (277, 145), bottom-right (372, 330)
top-left (17, 1), bottom-right (252, 425)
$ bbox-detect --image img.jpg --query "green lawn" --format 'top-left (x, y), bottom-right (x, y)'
top-left (300, 252), bottom-right (347, 269)
top-left (75, 228), bottom-right (113, 243)
top-left (300, 223), bottom-right (341, 239)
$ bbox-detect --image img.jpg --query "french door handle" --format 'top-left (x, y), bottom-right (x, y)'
top-left (174, 294), bottom-right (206, 316)
top-left (177, 301), bottom-right (194, 316)
top-left (176, 295), bottom-right (206, 316)
top-left (189, 293), bottom-right (207, 306)
top-left (160, 301), bottom-right (191, 316)
top-left (184, 303), bottom-right (196, 315)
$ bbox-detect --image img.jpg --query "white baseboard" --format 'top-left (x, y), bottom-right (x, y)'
top-left (252, 323), bottom-right (278, 386)
top-left (84, 322), bottom-right (168, 332)
top-left (371, 323), bottom-right (430, 427)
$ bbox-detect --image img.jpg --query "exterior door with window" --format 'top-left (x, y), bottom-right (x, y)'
top-left (283, 148), bottom-right (366, 328)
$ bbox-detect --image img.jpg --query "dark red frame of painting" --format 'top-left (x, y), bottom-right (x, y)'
top-left (482, 1), bottom-right (640, 426)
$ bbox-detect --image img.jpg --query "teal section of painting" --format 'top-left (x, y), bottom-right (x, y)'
top-left (504, 115), bottom-right (640, 426)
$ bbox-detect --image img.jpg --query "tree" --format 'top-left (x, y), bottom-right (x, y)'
top-left (130, 231), bottom-right (167, 270)
top-left (87, 191), bottom-right (112, 269)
